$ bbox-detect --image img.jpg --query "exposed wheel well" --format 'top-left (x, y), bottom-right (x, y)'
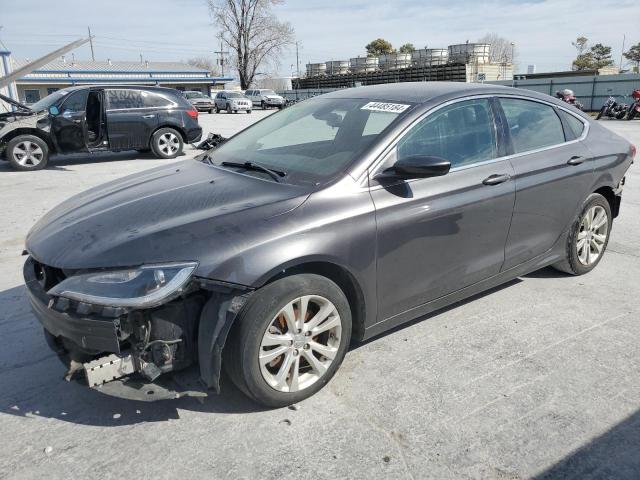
top-left (265, 262), bottom-right (366, 341)
top-left (1, 128), bottom-right (55, 153)
top-left (594, 186), bottom-right (620, 218)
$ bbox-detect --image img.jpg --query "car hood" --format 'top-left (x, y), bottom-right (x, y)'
top-left (26, 160), bottom-right (310, 272)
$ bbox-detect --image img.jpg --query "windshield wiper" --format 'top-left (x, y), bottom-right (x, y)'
top-left (221, 161), bottom-right (287, 183)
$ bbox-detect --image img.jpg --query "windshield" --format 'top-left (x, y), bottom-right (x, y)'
top-left (261, 90), bottom-right (277, 96)
top-left (185, 92), bottom-right (205, 99)
top-left (204, 97), bottom-right (413, 185)
top-left (30, 90), bottom-right (70, 112)
top-left (226, 92), bottom-right (245, 98)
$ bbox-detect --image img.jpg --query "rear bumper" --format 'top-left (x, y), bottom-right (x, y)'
top-left (186, 126), bottom-right (203, 143)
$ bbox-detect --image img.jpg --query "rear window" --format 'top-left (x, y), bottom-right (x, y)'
top-left (500, 98), bottom-right (566, 153)
top-left (141, 91), bottom-right (174, 108)
top-left (559, 110), bottom-right (585, 140)
top-left (106, 89), bottom-right (144, 109)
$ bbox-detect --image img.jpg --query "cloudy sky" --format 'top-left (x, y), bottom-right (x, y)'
top-left (0, 0), bottom-right (638, 76)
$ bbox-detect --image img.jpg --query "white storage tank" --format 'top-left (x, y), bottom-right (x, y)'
top-left (378, 52), bottom-right (412, 70)
top-left (447, 43), bottom-right (490, 64)
top-left (412, 48), bottom-right (449, 66)
top-left (325, 60), bottom-right (350, 75)
top-left (350, 56), bottom-right (379, 73)
top-left (306, 62), bottom-right (327, 77)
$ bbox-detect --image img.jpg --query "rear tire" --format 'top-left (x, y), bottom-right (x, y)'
top-left (552, 193), bottom-right (612, 275)
top-left (150, 128), bottom-right (183, 159)
top-left (224, 274), bottom-right (352, 407)
top-left (6, 135), bottom-right (49, 171)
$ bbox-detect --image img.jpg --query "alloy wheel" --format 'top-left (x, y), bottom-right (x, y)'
top-left (259, 295), bottom-right (342, 393)
top-left (12, 141), bottom-right (44, 167)
top-left (576, 205), bottom-right (608, 266)
top-left (158, 132), bottom-right (180, 155)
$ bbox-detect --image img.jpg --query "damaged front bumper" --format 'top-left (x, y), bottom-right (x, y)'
top-left (23, 256), bottom-right (251, 401)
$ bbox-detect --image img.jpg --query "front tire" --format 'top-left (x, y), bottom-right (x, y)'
top-left (224, 274), bottom-right (352, 407)
top-left (6, 135), bottom-right (49, 171)
top-left (150, 128), bottom-right (183, 159)
top-left (596, 107), bottom-right (605, 120)
top-left (552, 193), bottom-right (612, 275)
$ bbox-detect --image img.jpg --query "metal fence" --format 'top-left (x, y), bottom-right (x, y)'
top-left (278, 88), bottom-right (341, 101)
top-left (488, 73), bottom-right (640, 111)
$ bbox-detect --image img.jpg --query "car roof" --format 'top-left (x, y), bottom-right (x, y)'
top-left (322, 81), bottom-right (555, 105)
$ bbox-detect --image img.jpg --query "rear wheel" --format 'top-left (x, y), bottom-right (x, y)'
top-left (224, 274), bottom-right (352, 407)
top-left (6, 135), bottom-right (49, 171)
top-left (552, 193), bottom-right (612, 275)
top-left (151, 128), bottom-right (183, 159)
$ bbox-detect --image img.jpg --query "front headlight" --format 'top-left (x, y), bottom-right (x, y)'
top-left (47, 262), bottom-right (198, 308)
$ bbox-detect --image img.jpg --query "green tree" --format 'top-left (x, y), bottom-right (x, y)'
top-left (398, 43), bottom-right (415, 54)
top-left (573, 53), bottom-right (595, 71)
top-left (365, 38), bottom-right (394, 57)
top-left (572, 36), bottom-right (589, 56)
top-left (590, 43), bottom-right (614, 69)
top-left (623, 43), bottom-right (640, 72)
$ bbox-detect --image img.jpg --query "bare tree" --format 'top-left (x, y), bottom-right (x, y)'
top-left (208, 0), bottom-right (294, 89)
top-left (478, 33), bottom-right (517, 64)
top-left (186, 56), bottom-right (219, 76)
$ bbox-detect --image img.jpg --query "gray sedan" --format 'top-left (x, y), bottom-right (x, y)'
top-left (23, 83), bottom-right (634, 407)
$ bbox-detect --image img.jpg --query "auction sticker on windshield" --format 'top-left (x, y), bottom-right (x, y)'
top-left (361, 102), bottom-right (410, 113)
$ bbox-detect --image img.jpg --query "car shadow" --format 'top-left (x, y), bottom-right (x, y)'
top-left (0, 271), bottom-right (554, 427)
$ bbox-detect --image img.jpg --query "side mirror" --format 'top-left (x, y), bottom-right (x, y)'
top-left (377, 155), bottom-right (451, 180)
top-left (48, 106), bottom-right (60, 116)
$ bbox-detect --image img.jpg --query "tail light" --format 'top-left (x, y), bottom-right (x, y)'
top-left (630, 144), bottom-right (637, 161)
top-left (186, 108), bottom-right (198, 120)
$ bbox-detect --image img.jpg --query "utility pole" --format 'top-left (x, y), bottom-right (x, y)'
top-left (295, 41), bottom-right (300, 77)
top-left (214, 38), bottom-right (229, 77)
top-left (87, 26), bottom-right (95, 61)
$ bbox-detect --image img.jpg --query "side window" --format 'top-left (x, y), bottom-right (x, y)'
top-left (106, 89), bottom-right (144, 110)
top-left (245, 90), bottom-right (252, 96)
top-left (397, 98), bottom-right (497, 168)
top-left (141, 91), bottom-right (173, 108)
top-left (558, 110), bottom-right (585, 140)
top-left (500, 98), bottom-right (566, 153)
top-left (60, 89), bottom-right (88, 113)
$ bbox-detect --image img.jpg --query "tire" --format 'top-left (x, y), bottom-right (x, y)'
top-left (596, 107), bottom-right (605, 120)
top-left (227, 104), bottom-right (232, 114)
top-left (247, 110), bottom-right (252, 114)
top-left (628, 109), bottom-right (637, 121)
top-left (224, 274), bottom-right (352, 407)
top-left (215, 106), bottom-right (220, 114)
top-left (6, 134), bottom-right (49, 171)
top-left (150, 127), bottom-right (183, 159)
top-left (552, 193), bottom-right (612, 275)
top-left (261, 101), bottom-right (266, 109)
top-left (209, 109), bottom-right (215, 114)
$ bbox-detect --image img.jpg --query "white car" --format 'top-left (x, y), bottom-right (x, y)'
top-left (213, 91), bottom-right (252, 114)
top-left (244, 89), bottom-right (285, 109)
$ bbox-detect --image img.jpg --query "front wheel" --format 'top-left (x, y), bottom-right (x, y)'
top-left (6, 135), bottom-right (49, 171)
top-left (596, 107), bottom-right (605, 120)
top-left (150, 128), bottom-right (183, 159)
top-left (224, 274), bottom-right (352, 407)
top-left (552, 193), bottom-right (612, 275)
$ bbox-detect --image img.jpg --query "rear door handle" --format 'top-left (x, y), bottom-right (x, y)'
top-left (567, 156), bottom-right (585, 165)
top-left (482, 173), bottom-right (511, 186)
top-left (142, 114), bottom-right (155, 119)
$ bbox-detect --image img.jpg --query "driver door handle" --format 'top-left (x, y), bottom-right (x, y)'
top-left (482, 173), bottom-right (511, 186)
top-left (142, 114), bottom-right (155, 119)
top-left (567, 156), bottom-right (585, 165)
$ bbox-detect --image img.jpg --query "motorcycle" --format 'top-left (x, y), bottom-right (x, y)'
top-left (626, 89), bottom-right (640, 120)
top-left (555, 89), bottom-right (584, 111)
top-left (596, 96), bottom-right (629, 120)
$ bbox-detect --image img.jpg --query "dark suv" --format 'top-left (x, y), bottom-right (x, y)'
top-left (0, 85), bottom-right (202, 171)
